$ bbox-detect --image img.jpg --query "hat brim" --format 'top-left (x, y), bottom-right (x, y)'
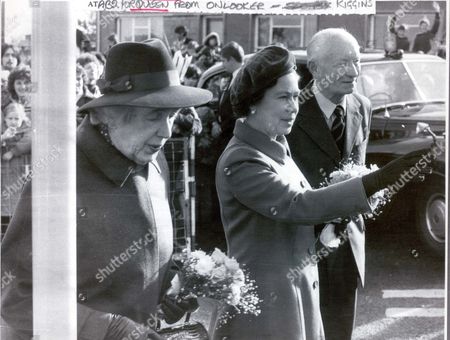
top-left (77, 85), bottom-right (212, 113)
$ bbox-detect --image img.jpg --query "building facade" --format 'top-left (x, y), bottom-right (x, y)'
top-left (97, 1), bottom-right (446, 55)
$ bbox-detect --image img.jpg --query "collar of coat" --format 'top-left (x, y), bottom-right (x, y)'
top-left (77, 116), bottom-right (148, 187)
top-left (233, 118), bottom-right (291, 164)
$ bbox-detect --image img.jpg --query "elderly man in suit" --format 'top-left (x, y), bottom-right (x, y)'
top-left (287, 28), bottom-right (371, 340)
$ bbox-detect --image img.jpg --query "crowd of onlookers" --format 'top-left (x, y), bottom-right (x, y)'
top-left (1, 44), bottom-right (32, 223)
top-left (388, 1), bottom-right (446, 58)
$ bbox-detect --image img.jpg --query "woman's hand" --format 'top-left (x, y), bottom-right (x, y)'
top-left (211, 121), bottom-right (222, 139)
top-left (105, 314), bottom-right (164, 340)
top-left (433, 1), bottom-right (440, 13)
top-left (159, 294), bottom-right (199, 324)
top-left (362, 147), bottom-right (434, 197)
top-left (158, 274), bottom-right (199, 324)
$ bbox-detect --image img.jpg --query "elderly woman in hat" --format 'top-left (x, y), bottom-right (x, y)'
top-left (1, 40), bottom-right (212, 340)
top-left (214, 45), bottom-right (429, 339)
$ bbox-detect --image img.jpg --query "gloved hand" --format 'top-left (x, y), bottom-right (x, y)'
top-left (362, 148), bottom-right (433, 197)
top-left (159, 294), bottom-right (199, 324)
top-left (104, 314), bottom-right (164, 340)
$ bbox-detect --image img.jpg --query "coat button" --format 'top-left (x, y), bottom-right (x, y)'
top-left (270, 207), bottom-right (278, 216)
top-left (78, 292), bottom-right (87, 302)
top-left (224, 167), bottom-right (231, 176)
top-left (313, 281), bottom-right (319, 289)
top-left (78, 208), bottom-right (87, 218)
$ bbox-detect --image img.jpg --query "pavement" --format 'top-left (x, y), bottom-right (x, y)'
top-left (353, 216), bottom-right (445, 340)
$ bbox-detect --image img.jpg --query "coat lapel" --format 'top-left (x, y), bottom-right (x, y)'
top-left (343, 94), bottom-right (363, 160)
top-left (296, 95), bottom-right (341, 165)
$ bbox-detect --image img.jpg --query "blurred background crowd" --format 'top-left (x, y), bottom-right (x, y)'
top-left (1, 43), bottom-right (31, 227)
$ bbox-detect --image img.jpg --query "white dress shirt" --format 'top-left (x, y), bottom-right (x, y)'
top-left (314, 88), bottom-right (347, 129)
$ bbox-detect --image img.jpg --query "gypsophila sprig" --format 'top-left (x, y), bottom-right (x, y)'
top-left (176, 248), bottom-right (261, 325)
top-left (326, 162), bottom-right (389, 218)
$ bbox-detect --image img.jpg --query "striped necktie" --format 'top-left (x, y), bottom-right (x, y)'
top-left (331, 105), bottom-right (345, 154)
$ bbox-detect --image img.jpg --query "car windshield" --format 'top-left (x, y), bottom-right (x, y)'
top-left (357, 60), bottom-right (446, 108)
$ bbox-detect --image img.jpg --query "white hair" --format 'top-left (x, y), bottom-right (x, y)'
top-left (89, 106), bottom-right (137, 127)
top-left (307, 28), bottom-right (360, 65)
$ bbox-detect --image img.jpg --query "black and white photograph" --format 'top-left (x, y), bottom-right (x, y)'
top-left (0, 0), bottom-right (448, 339)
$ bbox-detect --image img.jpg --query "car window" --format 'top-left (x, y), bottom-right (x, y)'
top-left (357, 62), bottom-right (421, 108)
top-left (405, 61), bottom-right (446, 100)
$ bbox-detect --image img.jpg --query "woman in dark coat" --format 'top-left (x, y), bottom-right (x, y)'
top-left (1, 40), bottom-right (212, 340)
top-left (214, 45), bottom-right (429, 340)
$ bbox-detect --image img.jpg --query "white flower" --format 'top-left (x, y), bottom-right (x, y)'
top-left (191, 250), bottom-right (207, 260)
top-left (211, 265), bottom-right (228, 281)
top-left (194, 256), bottom-right (215, 276)
top-left (224, 257), bottom-right (240, 273)
top-left (232, 269), bottom-right (245, 283)
top-left (211, 248), bottom-right (228, 265)
top-left (229, 283), bottom-right (242, 305)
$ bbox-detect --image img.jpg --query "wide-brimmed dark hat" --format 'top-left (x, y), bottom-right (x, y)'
top-left (77, 39), bottom-right (212, 112)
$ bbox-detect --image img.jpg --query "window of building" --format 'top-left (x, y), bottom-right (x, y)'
top-left (256, 15), bottom-right (305, 49)
top-left (202, 16), bottom-right (224, 43)
top-left (118, 16), bottom-right (164, 42)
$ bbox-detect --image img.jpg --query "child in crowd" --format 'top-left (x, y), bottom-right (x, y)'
top-left (195, 32), bottom-right (221, 71)
top-left (1, 102), bottom-right (31, 161)
top-left (1, 102), bottom-right (31, 217)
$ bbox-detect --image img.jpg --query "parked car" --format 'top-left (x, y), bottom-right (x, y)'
top-left (197, 50), bottom-right (446, 257)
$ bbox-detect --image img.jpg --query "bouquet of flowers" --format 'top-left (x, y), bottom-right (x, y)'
top-left (317, 162), bottom-right (390, 248)
top-left (325, 162), bottom-right (389, 219)
top-left (171, 248), bottom-right (261, 326)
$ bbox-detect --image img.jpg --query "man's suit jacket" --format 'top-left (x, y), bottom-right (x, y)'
top-left (218, 83), bottom-right (235, 145)
top-left (286, 90), bottom-right (372, 284)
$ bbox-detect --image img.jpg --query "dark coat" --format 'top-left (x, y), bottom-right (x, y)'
top-left (1, 117), bottom-right (174, 339)
top-left (214, 119), bottom-right (371, 340)
top-left (412, 13), bottom-right (440, 53)
top-left (286, 90), bottom-right (372, 284)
